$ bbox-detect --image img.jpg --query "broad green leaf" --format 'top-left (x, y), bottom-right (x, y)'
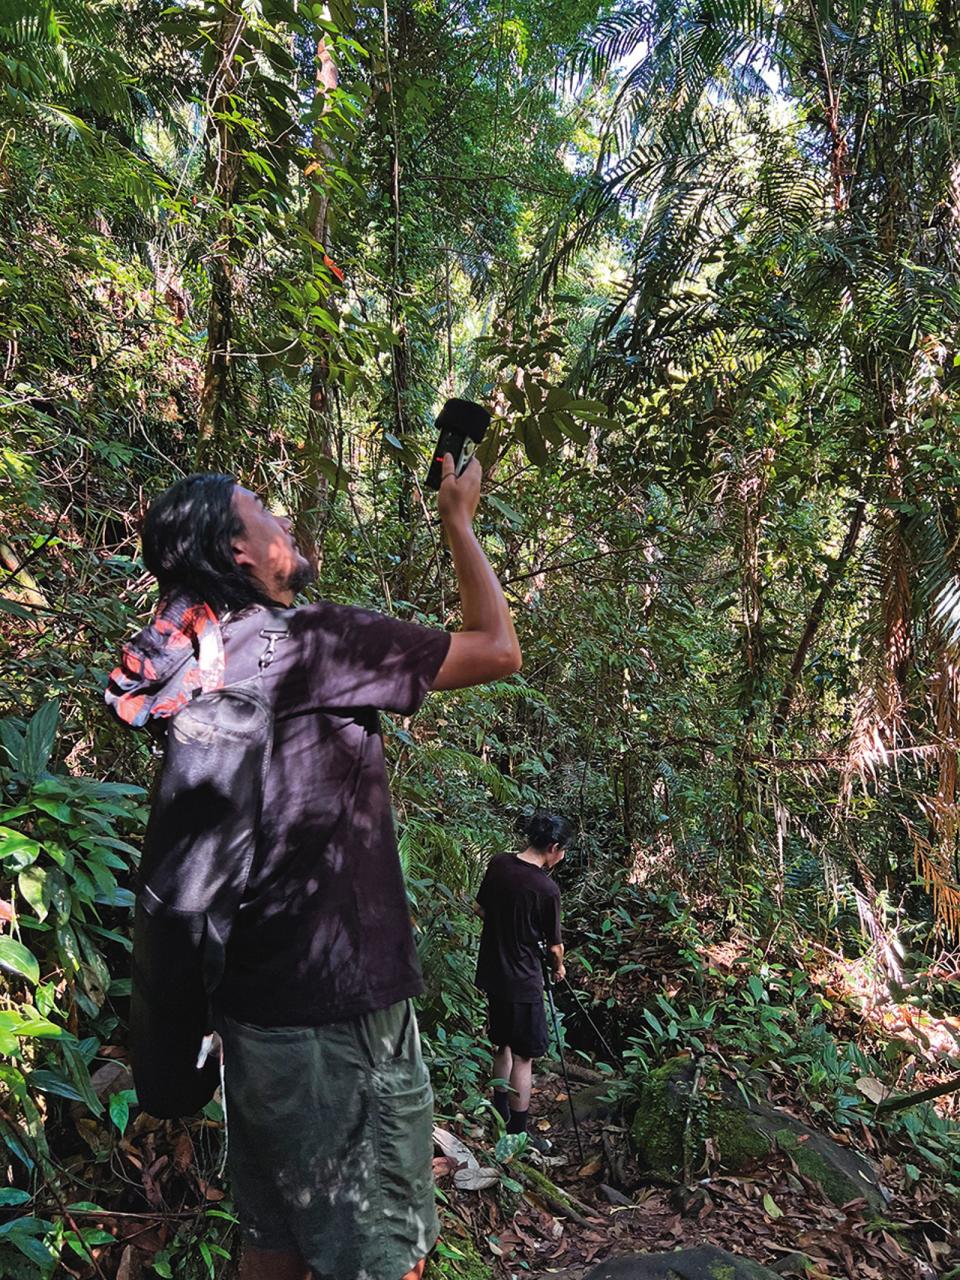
top-left (0, 721), bottom-right (25, 769)
top-left (643, 1009), bottom-right (664, 1035)
top-left (487, 495), bottom-right (523, 525)
top-left (108, 1089), bottom-right (136, 1136)
top-left (539, 415), bottom-right (565, 447)
top-left (0, 829), bottom-right (41, 871)
top-left (521, 420), bottom-right (549, 468)
top-left (0, 598), bottom-right (33, 620)
top-left (56, 923), bottom-right (81, 973)
top-left (0, 938), bottom-right (39, 985)
top-left (83, 847), bottom-right (127, 872)
top-left (20, 701), bottom-right (59, 783)
top-left (18, 866), bottom-right (49, 921)
top-left (93, 886), bottom-right (135, 909)
top-left (28, 1070), bottom-right (86, 1102)
top-left (0, 1120), bottom-right (34, 1170)
top-left (525, 380), bottom-right (544, 412)
top-left (65, 1228), bottom-right (114, 1257)
top-left (544, 386), bottom-right (573, 411)
top-left (82, 782), bottom-right (146, 800)
top-left (0, 1216), bottom-right (57, 1269)
top-left (501, 381), bottom-right (525, 413)
top-left (78, 835), bottom-right (140, 856)
top-left (61, 1041), bottom-right (103, 1118)
top-left (88, 925), bottom-right (132, 953)
top-left (8, 1013), bottom-right (63, 1039)
top-left (30, 799), bottom-right (72, 824)
top-left (555, 412), bottom-right (590, 445)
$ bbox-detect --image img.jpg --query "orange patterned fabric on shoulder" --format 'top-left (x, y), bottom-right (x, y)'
top-left (104, 593), bottom-right (225, 728)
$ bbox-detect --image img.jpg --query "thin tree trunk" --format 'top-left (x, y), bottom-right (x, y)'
top-left (770, 497), bottom-right (867, 738)
top-left (380, 0), bottom-right (416, 593)
top-left (733, 450), bottom-right (770, 871)
top-left (295, 17), bottom-right (340, 570)
top-left (198, 1), bottom-right (245, 462)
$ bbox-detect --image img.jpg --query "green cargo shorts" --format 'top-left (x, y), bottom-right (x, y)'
top-left (220, 999), bottom-right (439, 1280)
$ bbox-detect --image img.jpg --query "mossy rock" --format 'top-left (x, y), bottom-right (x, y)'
top-left (629, 1057), bottom-right (883, 1209)
top-left (582, 1245), bottom-right (782, 1279)
top-left (741, 1100), bottom-right (884, 1209)
top-left (629, 1058), bottom-right (768, 1182)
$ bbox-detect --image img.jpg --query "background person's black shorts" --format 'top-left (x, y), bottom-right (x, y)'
top-left (487, 994), bottom-right (549, 1058)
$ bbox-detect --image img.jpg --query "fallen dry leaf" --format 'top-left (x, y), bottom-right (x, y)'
top-left (454, 1165), bottom-right (500, 1191)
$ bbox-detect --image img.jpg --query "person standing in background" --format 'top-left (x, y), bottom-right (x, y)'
top-left (474, 812), bottom-right (571, 1147)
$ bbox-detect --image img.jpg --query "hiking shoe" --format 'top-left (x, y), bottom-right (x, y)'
top-left (524, 1131), bottom-right (553, 1154)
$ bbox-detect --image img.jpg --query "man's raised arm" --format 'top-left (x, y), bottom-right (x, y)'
top-left (431, 453), bottom-right (521, 691)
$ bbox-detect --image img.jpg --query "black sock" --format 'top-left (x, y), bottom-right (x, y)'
top-left (492, 1089), bottom-right (511, 1123)
top-left (507, 1108), bottom-right (528, 1135)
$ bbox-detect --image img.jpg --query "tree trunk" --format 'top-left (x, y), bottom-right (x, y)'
top-left (769, 497), bottom-right (866, 738)
top-left (733, 449), bottom-right (771, 872)
top-left (294, 17), bottom-right (340, 571)
top-left (197, 1), bottom-right (246, 464)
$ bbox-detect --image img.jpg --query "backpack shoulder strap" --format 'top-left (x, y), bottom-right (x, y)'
top-left (254, 608), bottom-right (292, 673)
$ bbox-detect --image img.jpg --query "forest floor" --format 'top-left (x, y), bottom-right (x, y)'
top-left (433, 1069), bottom-right (955, 1280)
top-left (49, 906), bottom-right (960, 1280)
top-left (431, 911), bottom-right (960, 1280)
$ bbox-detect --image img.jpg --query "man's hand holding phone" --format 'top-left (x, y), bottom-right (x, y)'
top-left (429, 449), bottom-right (521, 691)
top-left (438, 452), bottom-right (481, 529)
top-left (425, 398), bottom-right (490, 490)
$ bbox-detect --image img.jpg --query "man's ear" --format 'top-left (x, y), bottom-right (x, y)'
top-left (232, 537), bottom-right (254, 569)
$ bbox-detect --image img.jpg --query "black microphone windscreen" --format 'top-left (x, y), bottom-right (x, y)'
top-left (435, 398), bottom-right (491, 443)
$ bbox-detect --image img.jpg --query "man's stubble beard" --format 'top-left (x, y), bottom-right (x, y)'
top-left (286, 554), bottom-right (318, 596)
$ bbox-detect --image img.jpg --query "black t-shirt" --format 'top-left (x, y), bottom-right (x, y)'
top-left (475, 853), bottom-right (562, 1002)
top-left (213, 602), bottom-right (450, 1026)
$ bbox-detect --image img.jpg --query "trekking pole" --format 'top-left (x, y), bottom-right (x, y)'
top-left (558, 975), bottom-right (620, 1066)
top-left (539, 945), bottom-right (585, 1165)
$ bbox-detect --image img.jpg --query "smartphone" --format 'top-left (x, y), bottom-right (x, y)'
top-left (425, 398), bottom-right (491, 490)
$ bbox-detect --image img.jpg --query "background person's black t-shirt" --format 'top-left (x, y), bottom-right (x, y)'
top-left (475, 853), bottom-right (562, 1002)
top-left (212, 602), bottom-right (450, 1026)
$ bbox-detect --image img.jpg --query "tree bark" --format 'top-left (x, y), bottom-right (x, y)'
top-left (770, 497), bottom-right (867, 738)
top-left (294, 17), bottom-right (340, 570)
top-left (876, 1073), bottom-right (960, 1115)
top-left (198, 1), bottom-right (246, 463)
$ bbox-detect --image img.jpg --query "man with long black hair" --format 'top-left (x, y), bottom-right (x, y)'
top-left (475, 812), bottom-right (572, 1144)
top-left (107, 457), bottom-right (519, 1280)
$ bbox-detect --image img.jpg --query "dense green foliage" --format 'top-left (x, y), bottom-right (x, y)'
top-left (3, 0), bottom-right (960, 1273)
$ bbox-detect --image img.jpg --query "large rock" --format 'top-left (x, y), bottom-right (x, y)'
top-left (629, 1057), bottom-right (883, 1209)
top-left (571, 1080), bottom-right (621, 1121)
top-left (582, 1246), bottom-right (782, 1279)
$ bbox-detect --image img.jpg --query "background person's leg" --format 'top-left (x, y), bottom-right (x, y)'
top-left (492, 1042), bottom-right (513, 1121)
top-left (493, 1043), bottom-right (513, 1081)
top-left (507, 1054), bottom-right (533, 1132)
top-left (238, 1245), bottom-right (311, 1280)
